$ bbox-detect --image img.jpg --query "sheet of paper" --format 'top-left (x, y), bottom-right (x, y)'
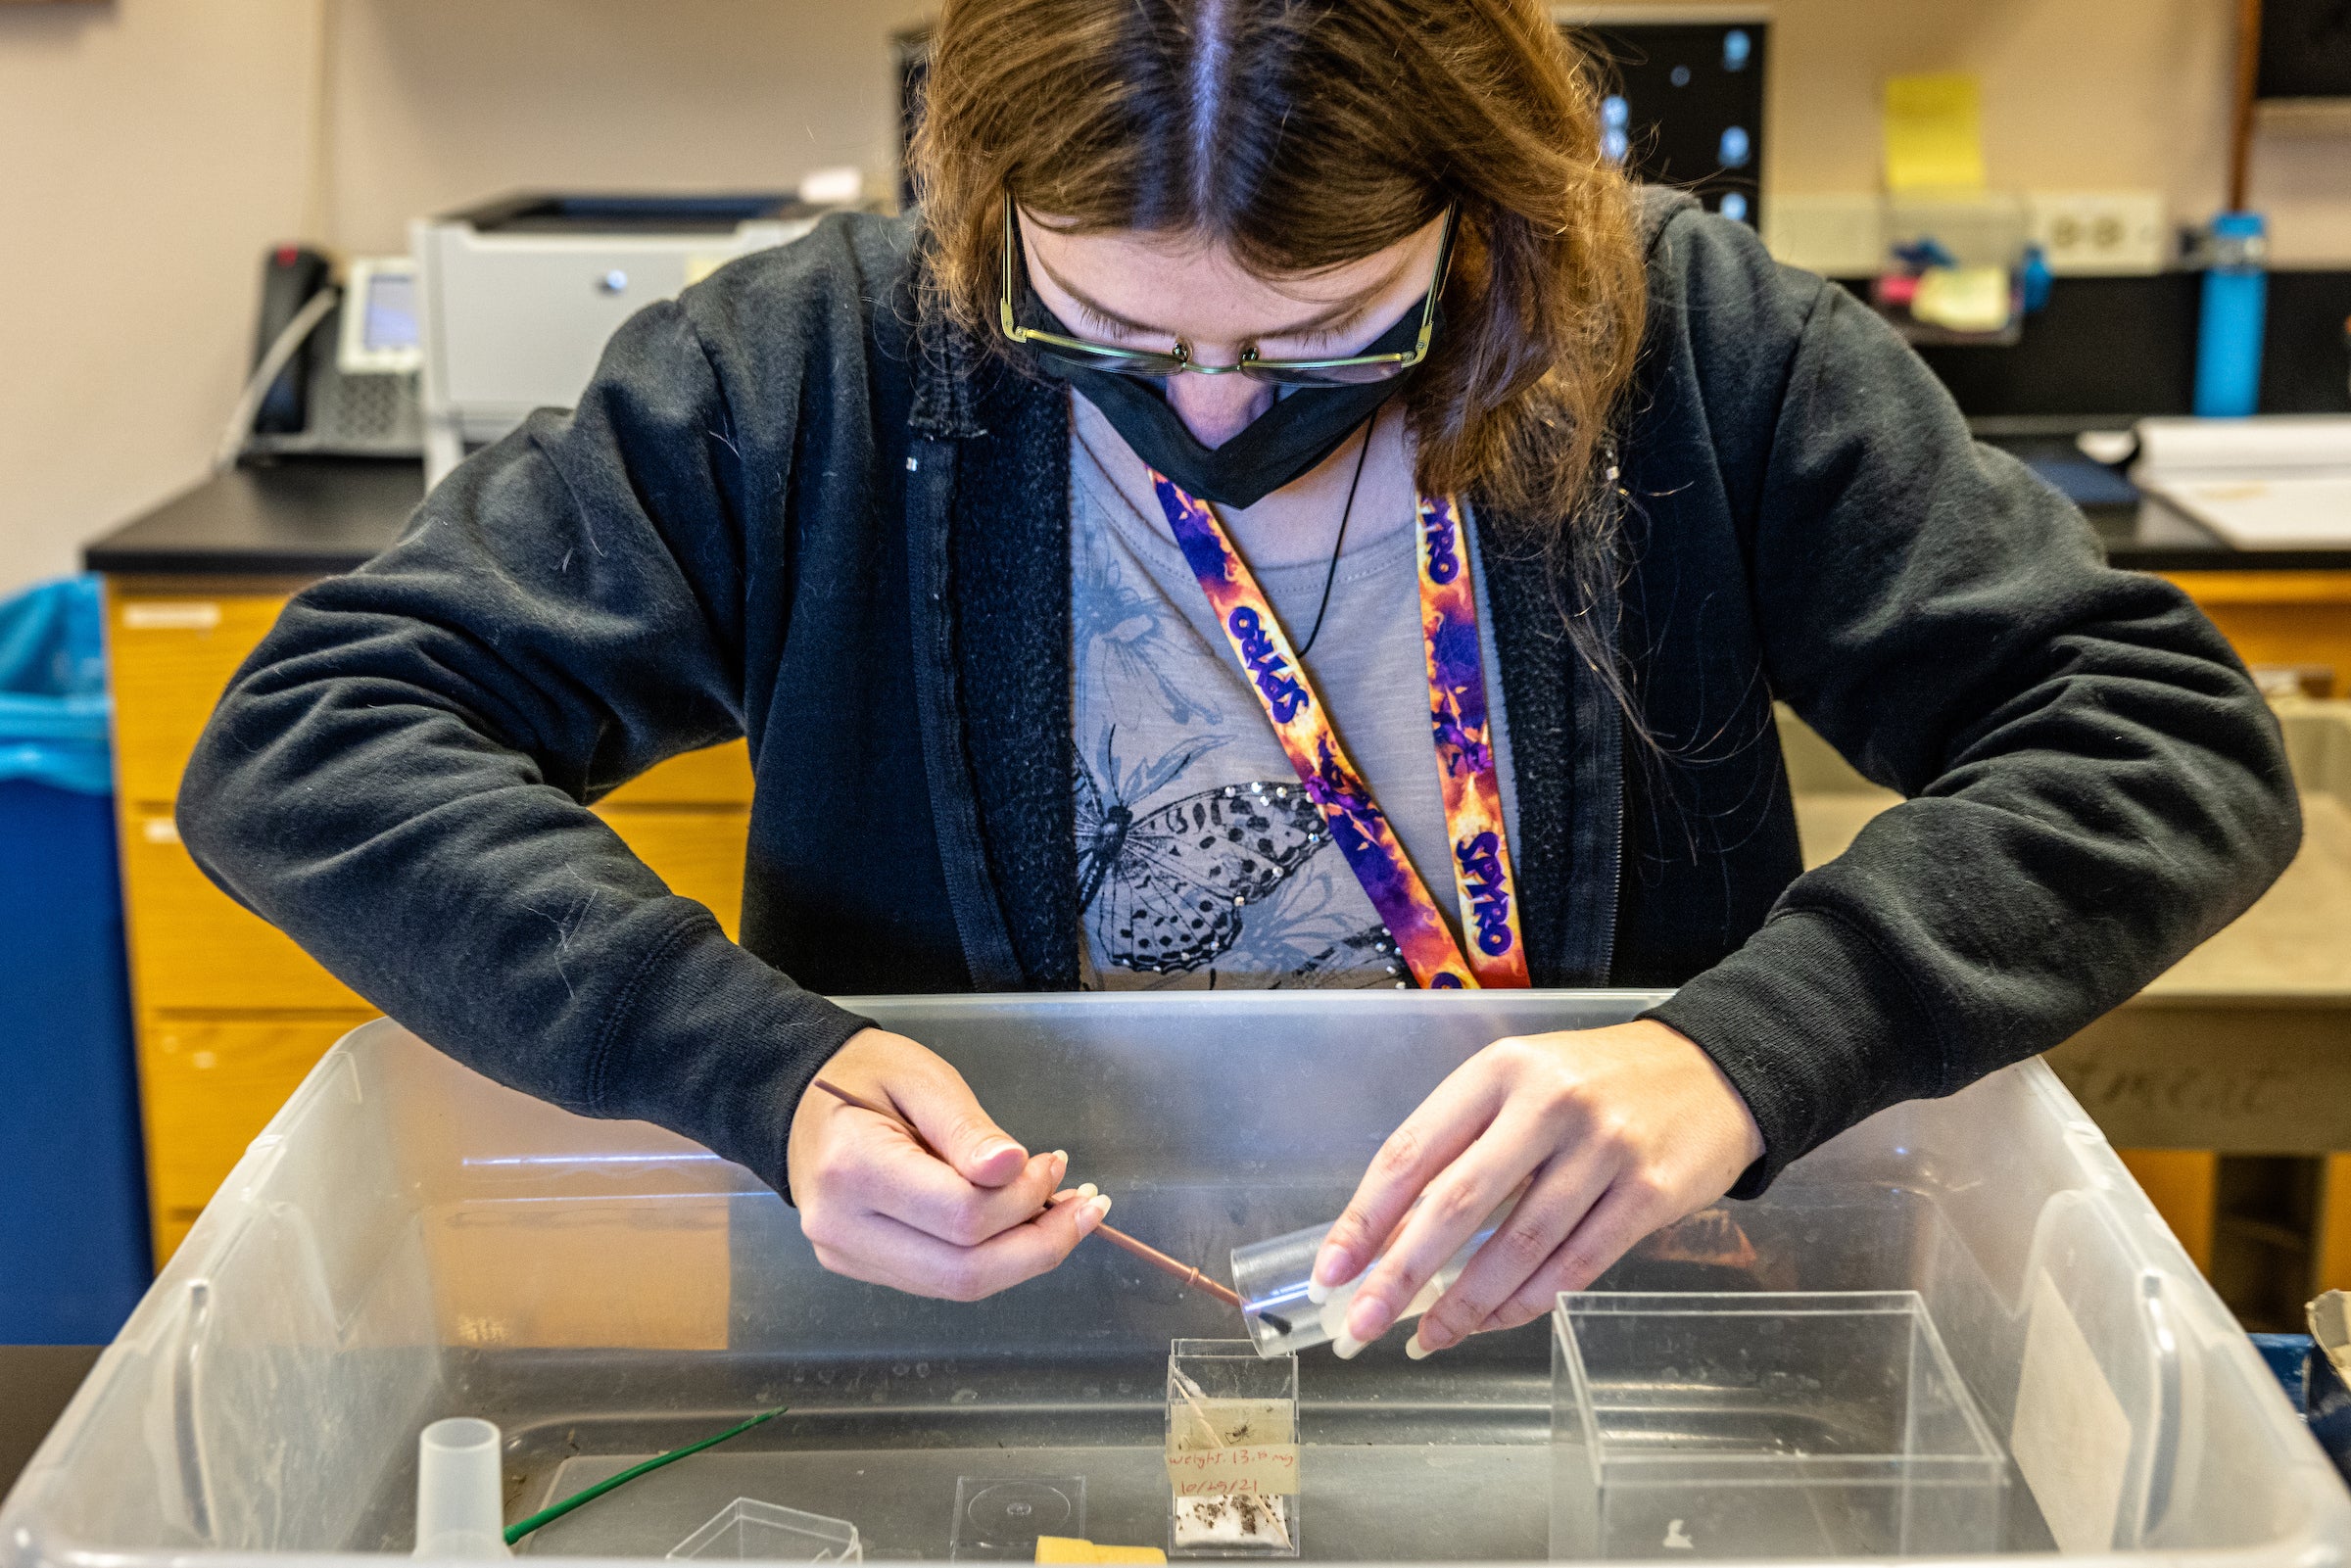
top-left (2144, 474), bottom-right (2351, 547)
top-left (1885, 72), bottom-right (1987, 191)
top-left (2011, 1270), bottom-right (2135, 1554)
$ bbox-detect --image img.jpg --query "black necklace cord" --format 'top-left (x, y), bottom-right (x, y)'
top-left (1294, 408), bottom-right (1378, 661)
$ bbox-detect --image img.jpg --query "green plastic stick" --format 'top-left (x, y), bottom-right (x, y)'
top-left (503, 1406), bottom-right (787, 1546)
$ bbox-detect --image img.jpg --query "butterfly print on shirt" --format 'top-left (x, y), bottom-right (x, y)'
top-left (1078, 732), bottom-right (1329, 974)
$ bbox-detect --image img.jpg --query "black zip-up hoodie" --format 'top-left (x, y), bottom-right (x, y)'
top-left (177, 192), bottom-right (2300, 1201)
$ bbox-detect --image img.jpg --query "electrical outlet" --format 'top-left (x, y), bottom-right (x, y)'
top-left (2026, 191), bottom-right (2168, 276)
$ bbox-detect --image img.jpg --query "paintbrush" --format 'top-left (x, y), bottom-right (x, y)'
top-left (811, 1077), bottom-right (1244, 1309)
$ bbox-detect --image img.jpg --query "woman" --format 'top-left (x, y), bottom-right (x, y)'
top-left (180, 0), bottom-right (2296, 1360)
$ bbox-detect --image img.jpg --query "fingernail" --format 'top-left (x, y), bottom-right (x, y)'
top-left (978, 1136), bottom-right (1021, 1163)
top-left (1310, 1246), bottom-right (1350, 1301)
top-left (1080, 1195), bottom-right (1112, 1233)
top-left (1077, 1181), bottom-right (1099, 1200)
top-left (1331, 1330), bottom-right (1366, 1360)
top-left (1344, 1296), bottom-right (1389, 1345)
top-left (1404, 1331), bottom-right (1432, 1360)
top-left (1052, 1150), bottom-right (1069, 1176)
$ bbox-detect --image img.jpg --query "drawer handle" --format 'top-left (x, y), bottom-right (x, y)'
top-left (121, 602), bottom-right (222, 632)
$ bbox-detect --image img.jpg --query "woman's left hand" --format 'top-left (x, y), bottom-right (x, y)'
top-left (1311, 1019), bottom-right (1764, 1357)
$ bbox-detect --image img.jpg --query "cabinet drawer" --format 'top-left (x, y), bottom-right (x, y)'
top-left (121, 803), bottom-right (747, 1010)
top-left (108, 589), bottom-right (290, 803)
top-left (601, 738), bottom-right (754, 806)
top-left (120, 810), bottom-right (365, 1012)
top-left (142, 1014), bottom-right (369, 1260)
top-left (598, 804), bottom-right (751, 940)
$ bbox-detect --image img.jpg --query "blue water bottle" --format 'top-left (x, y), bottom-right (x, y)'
top-left (2194, 211), bottom-right (2269, 418)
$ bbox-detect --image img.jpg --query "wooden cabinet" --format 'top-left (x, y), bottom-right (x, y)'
top-left (140, 1015), bottom-right (368, 1257)
top-left (106, 577), bottom-right (754, 1262)
top-left (2162, 570), bottom-right (2351, 697)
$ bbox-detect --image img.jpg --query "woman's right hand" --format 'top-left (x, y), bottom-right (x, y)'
top-left (786, 1026), bottom-right (1112, 1299)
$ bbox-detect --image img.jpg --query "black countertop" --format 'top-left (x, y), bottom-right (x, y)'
top-left (0, 1346), bottom-right (101, 1500)
top-left (86, 457), bottom-right (424, 577)
top-left (80, 446), bottom-right (2351, 579)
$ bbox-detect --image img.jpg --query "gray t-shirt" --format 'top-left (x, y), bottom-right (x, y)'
top-left (1071, 408), bottom-right (1520, 990)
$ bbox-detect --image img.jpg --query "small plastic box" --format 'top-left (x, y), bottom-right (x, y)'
top-left (1551, 1292), bottom-right (2006, 1559)
top-left (1166, 1339), bottom-right (1299, 1558)
top-left (950, 1476), bottom-right (1087, 1561)
top-left (667, 1498), bottom-right (862, 1562)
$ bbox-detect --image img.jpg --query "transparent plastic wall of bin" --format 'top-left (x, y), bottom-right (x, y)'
top-left (3, 991), bottom-right (2348, 1568)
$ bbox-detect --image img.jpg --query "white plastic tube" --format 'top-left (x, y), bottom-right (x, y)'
top-left (414, 1417), bottom-right (511, 1558)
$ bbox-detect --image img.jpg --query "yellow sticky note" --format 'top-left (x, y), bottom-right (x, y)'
top-left (1035, 1537), bottom-right (1167, 1564)
top-left (1884, 73), bottom-right (1986, 192)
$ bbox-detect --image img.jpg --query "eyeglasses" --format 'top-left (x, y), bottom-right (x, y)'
top-left (997, 196), bottom-right (1456, 387)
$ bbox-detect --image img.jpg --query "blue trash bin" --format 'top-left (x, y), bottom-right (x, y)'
top-left (0, 574), bottom-right (150, 1342)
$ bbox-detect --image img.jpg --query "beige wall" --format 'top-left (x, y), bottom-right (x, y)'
top-left (323, 0), bottom-right (2350, 263)
top-left (323, 0), bottom-right (928, 257)
top-left (2, 0), bottom-right (2345, 596)
top-left (0, 0), bottom-right (321, 595)
top-left (1757, 0), bottom-right (2350, 264)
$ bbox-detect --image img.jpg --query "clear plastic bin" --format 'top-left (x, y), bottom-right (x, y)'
top-left (4, 992), bottom-right (2348, 1568)
top-left (1550, 1293), bottom-right (2005, 1559)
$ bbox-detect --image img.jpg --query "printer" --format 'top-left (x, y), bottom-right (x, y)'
top-left (411, 191), bottom-right (836, 484)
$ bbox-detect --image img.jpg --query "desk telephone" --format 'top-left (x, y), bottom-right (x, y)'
top-left (226, 244), bottom-right (424, 464)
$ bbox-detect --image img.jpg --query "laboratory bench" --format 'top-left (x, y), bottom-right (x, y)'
top-left (80, 456), bottom-right (422, 578)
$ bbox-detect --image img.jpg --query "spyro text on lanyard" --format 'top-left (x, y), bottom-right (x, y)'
top-left (1149, 470), bottom-right (1531, 989)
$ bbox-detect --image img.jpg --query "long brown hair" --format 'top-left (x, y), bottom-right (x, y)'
top-left (911, 0), bottom-right (1648, 546)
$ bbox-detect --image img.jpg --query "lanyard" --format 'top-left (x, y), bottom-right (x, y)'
top-left (1150, 472), bottom-right (1531, 989)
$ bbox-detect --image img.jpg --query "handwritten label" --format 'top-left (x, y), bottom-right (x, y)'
top-left (1165, 1443), bottom-right (1299, 1497)
top-left (1167, 1396), bottom-right (1298, 1497)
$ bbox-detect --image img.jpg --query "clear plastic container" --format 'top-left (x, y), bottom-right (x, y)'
top-left (1229, 1200), bottom-right (1514, 1357)
top-left (666, 1498), bottom-right (861, 1562)
top-left (1550, 1293), bottom-right (2006, 1559)
top-left (4, 992), bottom-right (2346, 1568)
top-left (950, 1476), bottom-right (1086, 1561)
top-left (1166, 1340), bottom-right (1297, 1558)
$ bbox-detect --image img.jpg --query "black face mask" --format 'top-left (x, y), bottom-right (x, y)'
top-left (1025, 295), bottom-right (1429, 510)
